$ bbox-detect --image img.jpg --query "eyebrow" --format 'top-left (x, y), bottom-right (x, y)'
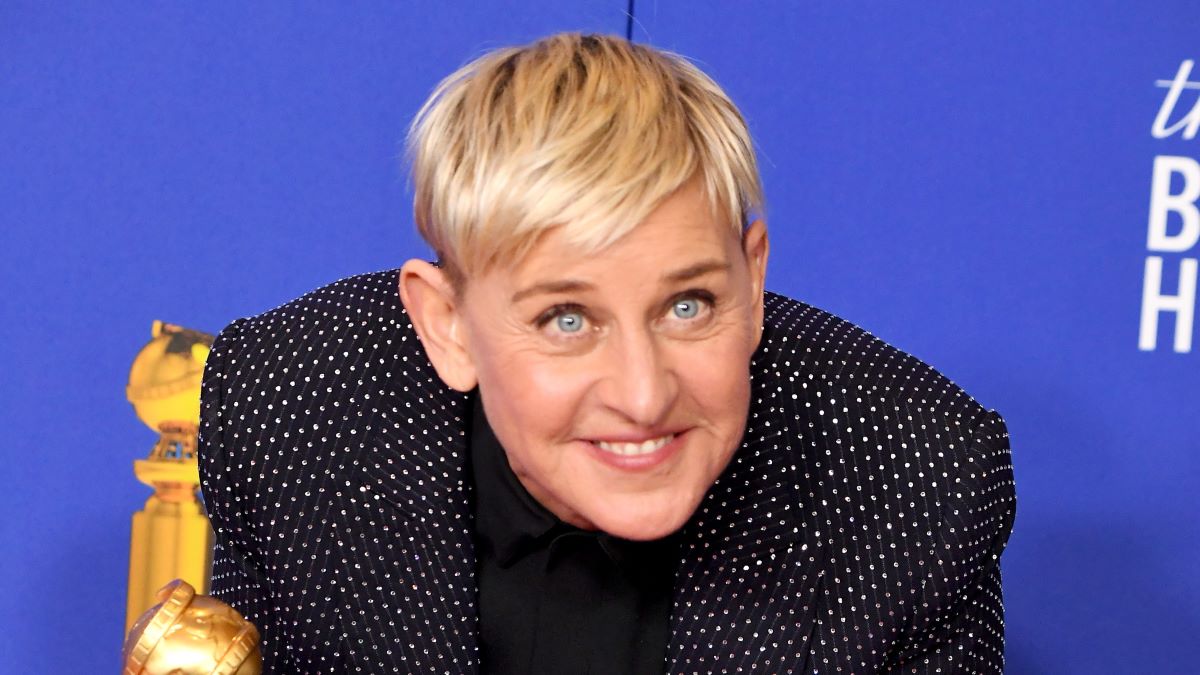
top-left (511, 279), bottom-right (596, 303)
top-left (510, 259), bottom-right (730, 303)
top-left (662, 259), bottom-right (730, 283)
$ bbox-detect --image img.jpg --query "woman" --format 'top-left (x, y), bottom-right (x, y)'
top-left (200, 33), bottom-right (1016, 674)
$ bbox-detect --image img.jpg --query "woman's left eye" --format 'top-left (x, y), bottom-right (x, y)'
top-left (672, 298), bottom-right (701, 319)
top-left (667, 292), bottom-right (714, 322)
top-left (555, 311), bottom-right (586, 333)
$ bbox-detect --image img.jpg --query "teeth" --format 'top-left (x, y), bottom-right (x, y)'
top-left (595, 435), bottom-right (674, 456)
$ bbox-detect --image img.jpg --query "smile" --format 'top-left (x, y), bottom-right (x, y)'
top-left (592, 434), bottom-right (676, 456)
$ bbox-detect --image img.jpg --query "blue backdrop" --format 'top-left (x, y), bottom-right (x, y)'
top-left (1, 2), bottom-right (1197, 672)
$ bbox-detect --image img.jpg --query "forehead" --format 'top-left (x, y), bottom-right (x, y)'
top-left (500, 182), bottom-right (739, 287)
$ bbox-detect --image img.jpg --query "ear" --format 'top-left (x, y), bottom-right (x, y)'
top-left (397, 260), bottom-right (478, 392)
top-left (741, 219), bottom-right (770, 342)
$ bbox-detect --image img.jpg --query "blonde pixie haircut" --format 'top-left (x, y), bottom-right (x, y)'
top-left (407, 32), bottom-right (763, 287)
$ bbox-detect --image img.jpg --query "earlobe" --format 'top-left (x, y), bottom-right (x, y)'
top-left (398, 260), bottom-right (479, 392)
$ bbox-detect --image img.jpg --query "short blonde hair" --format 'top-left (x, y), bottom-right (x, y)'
top-left (406, 32), bottom-right (763, 286)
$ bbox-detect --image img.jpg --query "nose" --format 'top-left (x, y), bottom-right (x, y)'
top-left (597, 327), bottom-right (678, 427)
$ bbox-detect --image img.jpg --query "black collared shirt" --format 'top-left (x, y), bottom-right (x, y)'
top-left (469, 395), bottom-right (680, 675)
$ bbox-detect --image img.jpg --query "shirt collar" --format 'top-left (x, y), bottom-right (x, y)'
top-left (469, 393), bottom-right (561, 567)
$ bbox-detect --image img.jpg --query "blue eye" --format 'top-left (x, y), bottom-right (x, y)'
top-left (555, 311), bottom-right (585, 333)
top-left (672, 298), bottom-right (700, 319)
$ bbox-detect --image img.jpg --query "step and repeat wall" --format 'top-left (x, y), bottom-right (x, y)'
top-left (1, 2), bottom-right (1196, 672)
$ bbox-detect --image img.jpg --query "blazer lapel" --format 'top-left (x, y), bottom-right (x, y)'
top-left (336, 348), bottom-right (481, 673)
top-left (667, 352), bottom-right (823, 673)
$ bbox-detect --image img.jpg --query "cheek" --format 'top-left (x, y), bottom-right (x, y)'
top-left (490, 349), bottom-right (591, 417)
top-left (702, 356), bottom-right (751, 421)
top-left (676, 334), bottom-right (754, 440)
top-left (477, 347), bottom-right (593, 463)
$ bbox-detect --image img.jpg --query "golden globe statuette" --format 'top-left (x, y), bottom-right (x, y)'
top-left (123, 579), bottom-right (262, 675)
top-left (125, 321), bottom-right (216, 633)
top-left (123, 323), bottom-right (264, 672)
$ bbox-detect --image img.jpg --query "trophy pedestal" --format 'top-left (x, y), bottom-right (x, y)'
top-left (125, 424), bottom-right (214, 633)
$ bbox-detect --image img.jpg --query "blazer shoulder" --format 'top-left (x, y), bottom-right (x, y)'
top-left (753, 293), bottom-right (1016, 649)
top-left (198, 267), bottom-right (448, 463)
top-left (200, 269), bottom-right (424, 416)
top-left (198, 266), bottom-right (467, 509)
top-left (229, 268), bottom-right (412, 350)
top-left (759, 290), bottom-right (994, 424)
top-left (755, 290), bottom-right (1014, 554)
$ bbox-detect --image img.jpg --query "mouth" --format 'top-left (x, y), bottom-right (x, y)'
top-left (584, 430), bottom-right (687, 471)
top-left (592, 434), bottom-right (675, 456)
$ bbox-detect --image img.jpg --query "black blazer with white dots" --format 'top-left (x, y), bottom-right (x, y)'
top-left (198, 269), bottom-right (1017, 674)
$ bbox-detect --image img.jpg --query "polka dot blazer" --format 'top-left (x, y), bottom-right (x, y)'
top-left (199, 269), bottom-right (1017, 673)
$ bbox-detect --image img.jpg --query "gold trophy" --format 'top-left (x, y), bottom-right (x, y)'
top-left (123, 322), bottom-right (263, 673)
top-left (123, 579), bottom-right (262, 675)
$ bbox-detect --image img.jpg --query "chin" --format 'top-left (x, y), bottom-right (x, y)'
top-left (587, 492), bottom-right (700, 541)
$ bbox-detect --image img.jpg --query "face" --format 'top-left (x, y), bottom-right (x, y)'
top-left (411, 180), bottom-right (768, 541)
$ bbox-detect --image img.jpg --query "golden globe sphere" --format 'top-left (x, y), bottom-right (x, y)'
top-left (126, 321), bottom-right (213, 432)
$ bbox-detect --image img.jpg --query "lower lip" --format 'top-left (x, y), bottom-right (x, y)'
top-left (584, 430), bottom-right (688, 471)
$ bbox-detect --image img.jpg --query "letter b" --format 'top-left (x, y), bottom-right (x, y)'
top-left (1148, 155), bottom-right (1200, 253)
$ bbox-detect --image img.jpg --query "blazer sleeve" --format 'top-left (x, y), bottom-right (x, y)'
top-left (198, 318), bottom-right (286, 671)
top-left (888, 410), bottom-right (1018, 674)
